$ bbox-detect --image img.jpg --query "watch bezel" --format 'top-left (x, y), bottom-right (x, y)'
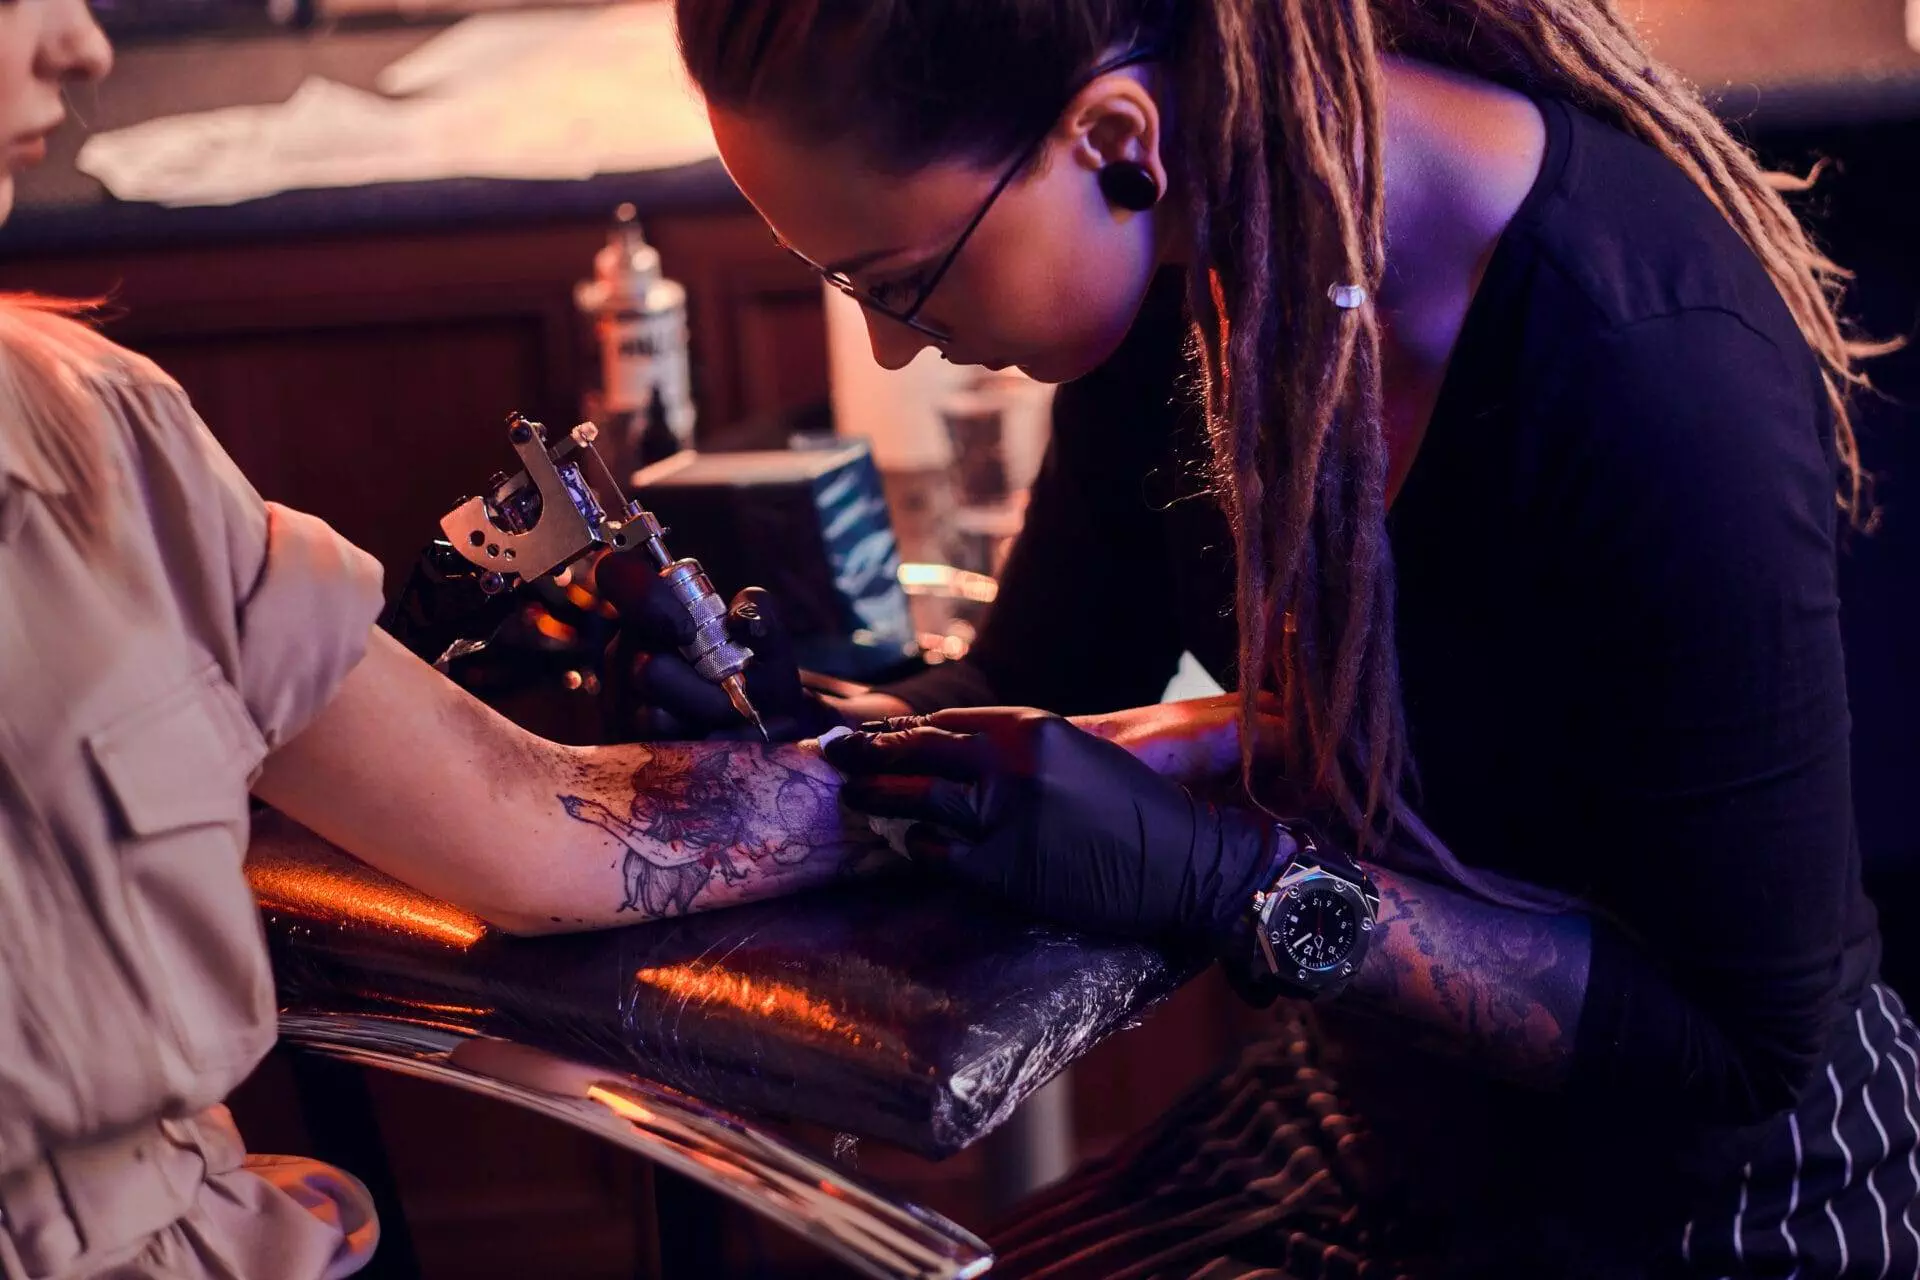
top-left (1253, 865), bottom-right (1377, 993)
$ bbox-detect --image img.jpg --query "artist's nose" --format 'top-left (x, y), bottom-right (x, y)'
top-left (39, 0), bottom-right (114, 86)
top-left (863, 313), bottom-right (938, 372)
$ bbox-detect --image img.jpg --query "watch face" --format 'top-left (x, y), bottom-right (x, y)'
top-left (1272, 882), bottom-right (1360, 975)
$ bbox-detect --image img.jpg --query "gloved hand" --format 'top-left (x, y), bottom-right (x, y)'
top-left (596, 553), bottom-right (846, 742)
top-left (822, 707), bottom-right (1291, 944)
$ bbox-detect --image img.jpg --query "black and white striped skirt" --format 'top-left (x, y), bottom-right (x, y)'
top-left (1681, 984), bottom-right (1920, 1278)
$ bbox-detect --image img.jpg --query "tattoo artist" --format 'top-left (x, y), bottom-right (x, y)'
top-left (0, 9), bottom-right (893, 1277)
top-left (602, 1), bottom-right (1919, 1276)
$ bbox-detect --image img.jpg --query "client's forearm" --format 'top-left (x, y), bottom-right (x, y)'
top-left (531, 741), bottom-right (887, 933)
top-left (826, 689), bottom-right (915, 725)
top-left (1342, 864), bottom-right (1592, 1089)
top-left (1074, 694), bottom-right (1253, 784)
top-left (256, 628), bottom-right (886, 936)
top-left (823, 691), bottom-right (1245, 776)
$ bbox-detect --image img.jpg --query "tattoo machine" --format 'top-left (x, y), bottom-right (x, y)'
top-left (436, 412), bottom-right (769, 741)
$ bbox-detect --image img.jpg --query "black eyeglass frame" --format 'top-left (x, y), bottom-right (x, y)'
top-left (773, 46), bottom-right (1163, 344)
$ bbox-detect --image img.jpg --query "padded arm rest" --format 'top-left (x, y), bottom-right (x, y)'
top-left (248, 810), bottom-right (1196, 1157)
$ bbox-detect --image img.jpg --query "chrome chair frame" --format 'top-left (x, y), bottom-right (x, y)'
top-left (279, 1010), bottom-right (992, 1280)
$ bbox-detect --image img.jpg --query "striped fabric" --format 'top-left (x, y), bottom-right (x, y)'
top-left (1679, 985), bottom-right (1920, 1279)
top-left (988, 990), bottom-right (1920, 1279)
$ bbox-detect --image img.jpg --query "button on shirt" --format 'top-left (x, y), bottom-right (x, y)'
top-left (0, 321), bottom-right (383, 1277)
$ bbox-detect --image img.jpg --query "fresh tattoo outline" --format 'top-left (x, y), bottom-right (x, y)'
top-left (558, 746), bottom-right (878, 918)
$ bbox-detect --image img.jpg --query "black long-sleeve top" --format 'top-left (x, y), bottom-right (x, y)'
top-left (883, 100), bottom-right (1887, 1269)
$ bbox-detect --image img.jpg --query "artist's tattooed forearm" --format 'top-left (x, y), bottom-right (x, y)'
top-left (558, 745), bottom-right (882, 919)
top-left (1345, 866), bottom-right (1591, 1089)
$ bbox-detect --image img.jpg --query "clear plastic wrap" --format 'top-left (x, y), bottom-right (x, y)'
top-left (250, 811), bottom-right (1194, 1157)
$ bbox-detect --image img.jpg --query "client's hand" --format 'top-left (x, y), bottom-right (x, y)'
top-left (596, 554), bottom-right (845, 742)
top-left (823, 707), bottom-right (1288, 943)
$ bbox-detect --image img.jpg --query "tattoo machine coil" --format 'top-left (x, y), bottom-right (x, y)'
top-left (437, 412), bottom-right (769, 740)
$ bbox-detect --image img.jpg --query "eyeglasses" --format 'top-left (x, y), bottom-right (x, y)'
top-left (773, 47), bottom-right (1161, 345)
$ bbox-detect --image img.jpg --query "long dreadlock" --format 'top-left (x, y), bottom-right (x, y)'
top-left (1175, 0), bottom-right (1872, 907)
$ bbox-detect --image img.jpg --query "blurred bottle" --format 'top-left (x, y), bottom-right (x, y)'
top-left (939, 372), bottom-right (1053, 578)
top-left (576, 203), bottom-right (696, 475)
top-left (824, 285), bottom-right (970, 565)
top-left (821, 285), bottom-right (1054, 657)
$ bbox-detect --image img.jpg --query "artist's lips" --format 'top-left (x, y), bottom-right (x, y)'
top-left (10, 127), bottom-right (57, 166)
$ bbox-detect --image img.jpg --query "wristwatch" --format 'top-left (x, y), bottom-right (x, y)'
top-left (1225, 825), bottom-right (1381, 1006)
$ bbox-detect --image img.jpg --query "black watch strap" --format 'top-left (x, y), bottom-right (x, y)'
top-left (1218, 823), bottom-right (1307, 1008)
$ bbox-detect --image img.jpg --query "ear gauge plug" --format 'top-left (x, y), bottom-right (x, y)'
top-left (1098, 160), bottom-right (1161, 212)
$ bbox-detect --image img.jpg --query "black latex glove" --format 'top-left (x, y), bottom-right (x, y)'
top-left (823, 707), bottom-right (1290, 944)
top-left (597, 553), bottom-right (844, 742)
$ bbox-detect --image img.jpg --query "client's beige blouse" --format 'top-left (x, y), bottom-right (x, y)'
top-left (0, 336), bottom-right (383, 1278)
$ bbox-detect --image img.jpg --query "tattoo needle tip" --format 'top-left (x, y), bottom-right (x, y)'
top-left (721, 673), bottom-right (770, 743)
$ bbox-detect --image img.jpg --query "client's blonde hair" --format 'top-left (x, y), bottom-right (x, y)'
top-left (0, 295), bottom-right (122, 556)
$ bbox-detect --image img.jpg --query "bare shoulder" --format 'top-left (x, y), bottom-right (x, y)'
top-left (1379, 55), bottom-right (1546, 241)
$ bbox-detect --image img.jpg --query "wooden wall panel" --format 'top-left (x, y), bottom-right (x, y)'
top-left (141, 318), bottom-right (549, 588)
top-left (0, 210), bottom-right (831, 596)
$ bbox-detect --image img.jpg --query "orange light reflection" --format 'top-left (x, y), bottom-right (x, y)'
top-left (532, 612), bottom-right (578, 643)
top-left (588, 1085), bottom-right (657, 1126)
top-left (632, 966), bottom-right (874, 1051)
top-left (250, 861), bottom-right (486, 949)
top-left (396, 998), bottom-right (491, 1020)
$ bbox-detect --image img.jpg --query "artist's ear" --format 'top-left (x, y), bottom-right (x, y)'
top-left (1057, 70), bottom-right (1167, 203)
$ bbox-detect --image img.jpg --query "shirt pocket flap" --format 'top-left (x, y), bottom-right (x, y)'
top-left (87, 669), bottom-right (262, 838)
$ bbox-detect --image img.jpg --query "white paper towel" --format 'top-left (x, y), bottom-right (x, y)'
top-left (77, 4), bottom-right (717, 208)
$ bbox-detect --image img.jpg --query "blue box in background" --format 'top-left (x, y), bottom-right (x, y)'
top-left (630, 441), bottom-right (917, 681)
